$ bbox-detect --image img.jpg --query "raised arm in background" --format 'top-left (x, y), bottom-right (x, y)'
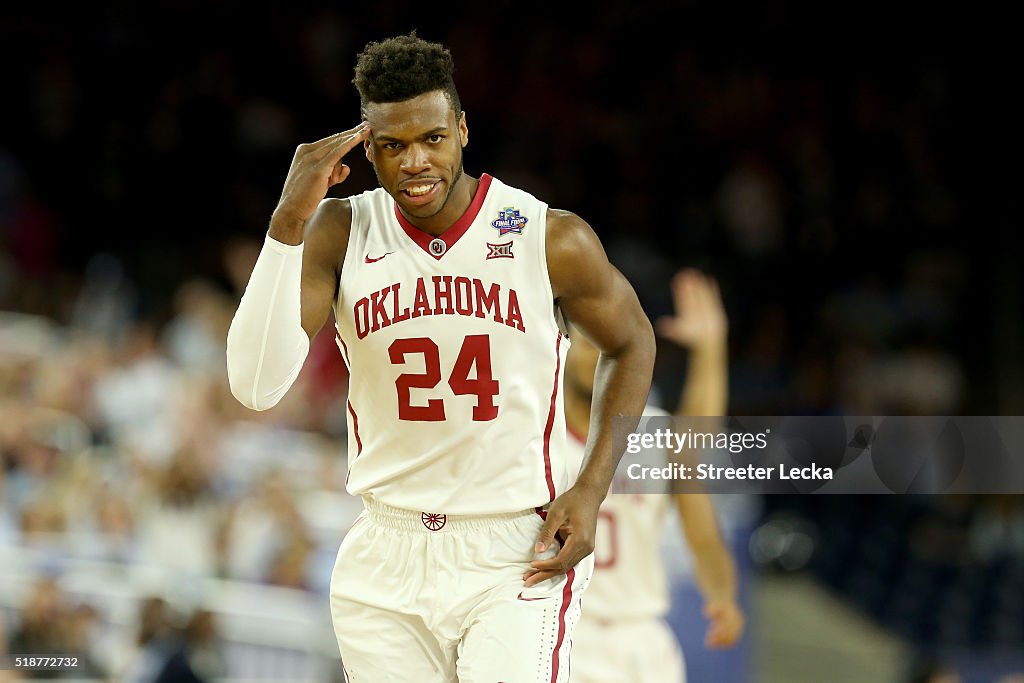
top-left (658, 269), bottom-right (745, 649)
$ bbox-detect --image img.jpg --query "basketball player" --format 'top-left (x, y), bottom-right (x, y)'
top-left (225, 34), bottom-right (655, 682)
top-left (565, 270), bottom-right (744, 683)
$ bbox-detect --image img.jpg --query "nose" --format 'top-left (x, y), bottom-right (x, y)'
top-left (399, 143), bottom-right (431, 175)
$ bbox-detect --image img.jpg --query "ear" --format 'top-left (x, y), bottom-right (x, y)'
top-left (459, 111), bottom-right (469, 147)
top-left (364, 137), bottom-right (374, 163)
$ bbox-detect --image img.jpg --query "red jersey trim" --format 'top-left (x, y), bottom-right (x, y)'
top-left (541, 332), bottom-right (564, 502)
top-left (393, 173), bottom-right (493, 260)
top-left (550, 567), bottom-right (576, 682)
top-left (334, 332), bottom-right (351, 370)
top-left (347, 401), bottom-right (363, 457)
top-left (336, 335), bottom-right (363, 457)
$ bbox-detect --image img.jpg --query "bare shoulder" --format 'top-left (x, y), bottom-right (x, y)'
top-left (545, 207), bottom-right (609, 300)
top-left (546, 208), bottom-right (595, 249)
top-left (545, 207), bottom-right (651, 355)
top-left (304, 197), bottom-right (353, 278)
top-left (307, 197), bottom-right (352, 239)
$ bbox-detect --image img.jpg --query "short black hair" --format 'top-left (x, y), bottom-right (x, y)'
top-left (353, 32), bottom-right (461, 116)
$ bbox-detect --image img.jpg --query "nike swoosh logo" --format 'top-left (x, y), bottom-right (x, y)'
top-left (364, 252), bottom-right (394, 264)
top-left (516, 592), bottom-right (552, 602)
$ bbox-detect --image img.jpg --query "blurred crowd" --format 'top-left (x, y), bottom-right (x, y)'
top-left (0, 252), bottom-right (351, 577)
top-left (2, 1), bottom-right (1020, 681)
top-left (1, 245), bottom-right (356, 678)
top-left (5, 583), bottom-right (223, 681)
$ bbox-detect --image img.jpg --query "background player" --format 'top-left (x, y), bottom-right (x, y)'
top-left (565, 269), bottom-right (744, 683)
top-left (225, 34), bottom-right (655, 681)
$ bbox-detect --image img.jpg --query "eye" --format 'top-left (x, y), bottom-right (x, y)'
top-left (383, 142), bottom-right (403, 151)
top-left (428, 134), bottom-right (444, 143)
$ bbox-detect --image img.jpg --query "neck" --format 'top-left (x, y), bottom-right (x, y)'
top-left (401, 173), bottom-right (478, 236)
top-left (563, 384), bottom-right (591, 443)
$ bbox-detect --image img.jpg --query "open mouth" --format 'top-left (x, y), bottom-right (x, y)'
top-left (400, 180), bottom-right (441, 206)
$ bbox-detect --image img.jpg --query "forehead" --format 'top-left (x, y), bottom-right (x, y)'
top-left (365, 90), bottom-right (456, 138)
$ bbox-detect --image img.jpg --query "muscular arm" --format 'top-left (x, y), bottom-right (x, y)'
top-left (547, 209), bottom-right (656, 497)
top-left (525, 209), bottom-right (655, 586)
top-left (226, 123), bottom-right (368, 410)
top-left (225, 202), bottom-right (348, 410)
top-left (283, 199), bottom-right (351, 341)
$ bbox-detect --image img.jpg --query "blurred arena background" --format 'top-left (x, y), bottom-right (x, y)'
top-left (2, 2), bottom-right (1021, 681)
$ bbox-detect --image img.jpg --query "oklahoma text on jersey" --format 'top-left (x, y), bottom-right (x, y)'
top-left (352, 276), bottom-right (526, 339)
top-left (335, 174), bottom-right (572, 515)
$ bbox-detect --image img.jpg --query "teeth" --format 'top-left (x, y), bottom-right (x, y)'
top-left (406, 183), bottom-right (435, 196)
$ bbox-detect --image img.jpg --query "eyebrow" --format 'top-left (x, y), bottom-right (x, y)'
top-left (374, 127), bottom-right (449, 143)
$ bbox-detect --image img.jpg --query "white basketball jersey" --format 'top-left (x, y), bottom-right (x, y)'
top-left (566, 407), bottom-right (671, 621)
top-left (335, 174), bottom-right (571, 515)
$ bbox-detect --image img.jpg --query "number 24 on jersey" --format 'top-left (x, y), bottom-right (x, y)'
top-left (389, 334), bottom-right (498, 421)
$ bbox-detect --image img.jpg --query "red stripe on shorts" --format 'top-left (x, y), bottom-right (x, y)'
top-left (541, 332), bottom-right (564, 501)
top-left (550, 567), bottom-right (575, 682)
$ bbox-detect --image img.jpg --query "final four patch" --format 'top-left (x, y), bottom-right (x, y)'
top-left (491, 207), bottom-right (528, 236)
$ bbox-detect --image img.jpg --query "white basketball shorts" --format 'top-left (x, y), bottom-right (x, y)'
top-left (330, 498), bottom-right (594, 682)
top-left (571, 616), bottom-right (685, 683)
